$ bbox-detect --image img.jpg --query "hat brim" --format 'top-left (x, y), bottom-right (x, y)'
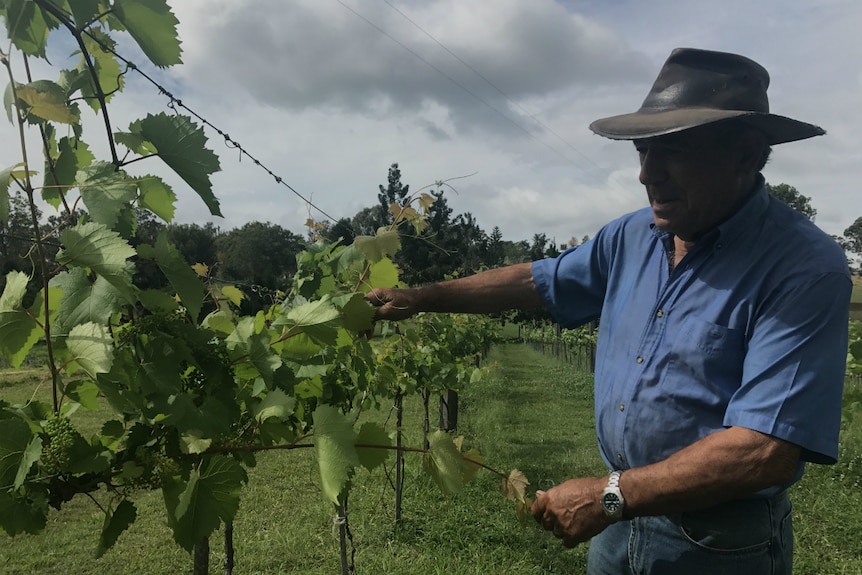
top-left (589, 109), bottom-right (825, 145)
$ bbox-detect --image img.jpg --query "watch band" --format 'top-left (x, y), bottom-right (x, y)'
top-left (601, 470), bottom-right (625, 521)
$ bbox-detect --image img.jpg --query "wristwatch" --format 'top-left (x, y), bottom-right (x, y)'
top-left (601, 471), bottom-right (625, 521)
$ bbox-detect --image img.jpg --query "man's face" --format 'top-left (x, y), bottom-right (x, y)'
top-left (633, 125), bottom-right (748, 241)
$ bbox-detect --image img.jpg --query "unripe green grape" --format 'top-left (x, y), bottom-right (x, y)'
top-left (42, 417), bottom-right (80, 475)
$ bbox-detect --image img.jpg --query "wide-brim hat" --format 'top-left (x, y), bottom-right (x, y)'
top-left (589, 48), bottom-right (825, 145)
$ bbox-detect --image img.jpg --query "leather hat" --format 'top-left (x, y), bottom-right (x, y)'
top-left (589, 48), bottom-right (825, 144)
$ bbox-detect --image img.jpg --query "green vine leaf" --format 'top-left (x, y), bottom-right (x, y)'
top-left (51, 268), bottom-right (124, 336)
top-left (67, 0), bottom-right (102, 30)
top-left (312, 405), bottom-right (359, 505)
top-left (2, 1), bottom-right (51, 58)
top-left (57, 221), bottom-right (137, 303)
top-left (112, 0), bottom-right (182, 68)
top-left (76, 162), bottom-right (138, 230)
top-left (0, 163), bottom-right (31, 225)
top-left (179, 431), bottom-right (212, 455)
top-left (274, 296), bottom-right (341, 345)
top-left (66, 322), bottom-right (114, 378)
top-left (118, 113), bottom-right (221, 216)
top-left (253, 389), bottom-right (296, 423)
top-left (96, 499), bottom-right (137, 558)
top-left (42, 137), bottom-right (94, 209)
top-left (423, 430), bottom-right (466, 496)
top-left (0, 272), bottom-right (43, 367)
top-left (226, 316), bottom-right (281, 385)
top-left (137, 231), bottom-right (205, 321)
top-left (164, 456), bottom-right (247, 552)
top-left (0, 486), bottom-right (49, 536)
top-left (0, 417), bottom-right (40, 490)
top-left (80, 29), bottom-right (123, 111)
top-left (137, 175), bottom-right (176, 222)
top-left (353, 229), bottom-right (401, 263)
top-left (284, 296), bottom-right (341, 328)
top-left (333, 293), bottom-right (375, 333)
top-left (355, 422), bottom-right (391, 471)
top-left (3, 82), bottom-right (15, 123)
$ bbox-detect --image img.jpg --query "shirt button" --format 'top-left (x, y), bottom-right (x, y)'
top-left (716, 242), bottom-right (724, 249)
top-left (656, 309), bottom-right (664, 318)
top-left (616, 452), bottom-right (623, 461)
top-left (636, 356), bottom-right (644, 364)
top-left (619, 403), bottom-right (625, 411)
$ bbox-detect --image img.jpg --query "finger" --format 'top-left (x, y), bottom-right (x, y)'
top-left (531, 492), bottom-right (546, 523)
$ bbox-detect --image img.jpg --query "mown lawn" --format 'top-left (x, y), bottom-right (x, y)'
top-left (2, 344), bottom-right (861, 574)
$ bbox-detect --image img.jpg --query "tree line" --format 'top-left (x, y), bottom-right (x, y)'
top-left (1, 164), bottom-right (570, 311)
top-left (2, 166), bottom-right (859, 312)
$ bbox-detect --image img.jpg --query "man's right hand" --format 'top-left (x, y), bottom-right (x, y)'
top-left (365, 288), bottom-right (420, 321)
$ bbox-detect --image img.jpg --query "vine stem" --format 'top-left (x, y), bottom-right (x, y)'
top-left (2, 48), bottom-right (62, 414)
top-left (223, 524), bottom-right (234, 575)
top-left (394, 392), bottom-right (404, 524)
top-left (33, 0), bottom-right (120, 166)
top-left (21, 54), bottom-right (75, 219)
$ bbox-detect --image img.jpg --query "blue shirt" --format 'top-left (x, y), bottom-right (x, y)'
top-left (532, 181), bottom-right (851, 483)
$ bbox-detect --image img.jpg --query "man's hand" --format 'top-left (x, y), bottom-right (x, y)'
top-left (365, 287), bottom-right (419, 321)
top-left (531, 476), bottom-right (613, 548)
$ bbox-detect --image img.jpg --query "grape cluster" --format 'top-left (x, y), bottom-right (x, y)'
top-left (42, 417), bottom-right (80, 475)
top-left (135, 450), bottom-right (181, 490)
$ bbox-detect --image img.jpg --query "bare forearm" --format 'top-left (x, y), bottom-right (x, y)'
top-left (414, 262), bottom-right (544, 314)
top-left (621, 426), bottom-right (800, 517)
top-left (367, 262), bottom-right (545, 319)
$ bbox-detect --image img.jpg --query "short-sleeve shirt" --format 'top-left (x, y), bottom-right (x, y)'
top-left (531, 180), bottom-right (851, 484)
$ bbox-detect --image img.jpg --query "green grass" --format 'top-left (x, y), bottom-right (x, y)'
top-left (1, 345), bottom-right (861, 574)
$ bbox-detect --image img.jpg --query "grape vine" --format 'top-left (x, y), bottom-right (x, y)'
top-left (0, 2), bottom-right (529, 572)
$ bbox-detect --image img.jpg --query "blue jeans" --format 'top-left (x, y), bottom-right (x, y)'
top-left (587, 493), bottom-right (793, 575)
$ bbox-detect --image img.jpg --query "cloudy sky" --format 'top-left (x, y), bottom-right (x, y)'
top-left (10, 0), bottom-right (862, 245)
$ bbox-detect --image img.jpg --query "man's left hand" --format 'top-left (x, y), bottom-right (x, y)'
top-left (531, 477), bottom-right (614, 547)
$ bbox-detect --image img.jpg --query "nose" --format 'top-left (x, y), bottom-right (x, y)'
top-left (638, 148), bottom-right (668, 186)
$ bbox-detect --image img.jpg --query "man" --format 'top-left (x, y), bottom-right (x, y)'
top-left (366, 48), bottom-right (851, 574)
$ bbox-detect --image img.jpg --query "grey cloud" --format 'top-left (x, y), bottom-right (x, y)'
top-left (177, 1), bottom-right (649, 138)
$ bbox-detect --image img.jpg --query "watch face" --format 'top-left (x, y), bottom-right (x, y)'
top-left (602, 493), bottom-right (621, 512)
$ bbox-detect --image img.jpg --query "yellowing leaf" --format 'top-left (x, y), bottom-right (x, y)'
top-left (16, 81), bottom-right (78, 124)
top-left (461, 448), bottom-right (483, 483)
top-left (192, 263), bottom-right (209, 277)
top-left (515, 496), bottom-right (535, 526)
top-left (220, 285), bottom-right (244, 307)
top-left (502, 469), bottom-right (530, 502)
top-left (418, 192), bottom-right (435, 211)
top-left (400, 206), bottom-right (418, 222)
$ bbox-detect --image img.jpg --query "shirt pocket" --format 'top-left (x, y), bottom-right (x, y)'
top-left (667, 316), bottom-right (745, 387)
